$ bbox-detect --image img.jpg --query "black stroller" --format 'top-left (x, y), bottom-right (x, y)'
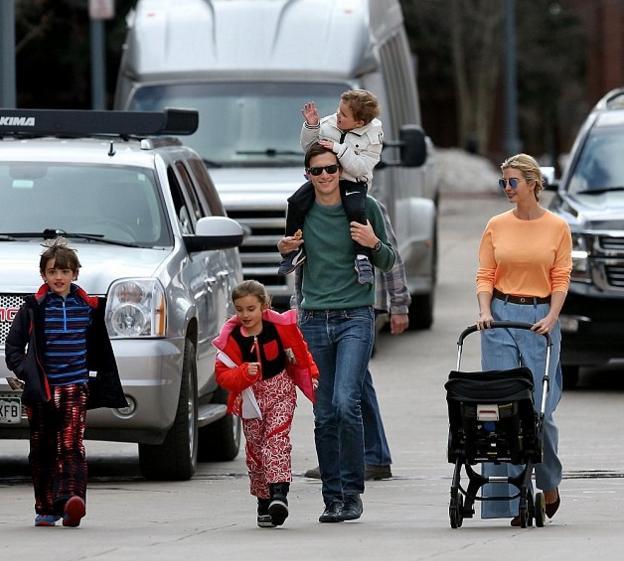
top-left (445, 321), bottom-right (552, 528)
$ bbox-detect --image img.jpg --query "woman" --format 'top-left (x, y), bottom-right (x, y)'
top-left (476, 153), bottom-right (572, 525)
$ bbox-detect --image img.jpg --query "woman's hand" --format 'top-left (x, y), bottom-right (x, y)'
top-left (477, 310), bottom-right (493, 330)
top-left (532, 313), bottom-right (558, 335)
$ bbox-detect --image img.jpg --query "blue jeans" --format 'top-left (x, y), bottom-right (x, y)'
top-left (480, 297), bottom-right (563, 518)
top-left (362, 369), bottom-right (392, 466)
top-left (300, 306), bottom-right (375, 506)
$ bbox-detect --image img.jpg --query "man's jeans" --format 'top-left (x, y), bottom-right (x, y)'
top-left (300, 306), bottom-right (375, 506)
top-left (362, 369), bottom-right (392, 466)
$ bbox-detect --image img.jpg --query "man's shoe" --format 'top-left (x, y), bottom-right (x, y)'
top-left (278, 248), bottom-right (306, 275)
top-left (340, 494), bottom-right (363, 521)
top-left (365, 464), bottom-right (392, 480)
top-left (319, 501), bottom-right (344, 523)
top-left (354, 255), bottom-right (374, 285)
top-left (62, 496), bottom-right (86, 527)
top-left (34, 514), bottom-right (61, 527)
top-left (304, 465), bottom-right (321, 479)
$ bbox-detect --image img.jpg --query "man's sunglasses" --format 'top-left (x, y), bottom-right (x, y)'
top-left (498, 177), bottom-right (522, 189)
top-left (307, 164), bottom-right (339, 176)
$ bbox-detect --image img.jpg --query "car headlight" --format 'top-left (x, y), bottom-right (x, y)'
top-left (105, 279), bottom-right (167, 338)
top-left (571, 233), bottom-right (590, 282)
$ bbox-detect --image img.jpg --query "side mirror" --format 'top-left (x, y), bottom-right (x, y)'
top-left (399, 125), bottom-right (427, 167)
top-left (184, 216), bottom-right (244, 252)
top-left (540, 166), bottom-right (559, 191)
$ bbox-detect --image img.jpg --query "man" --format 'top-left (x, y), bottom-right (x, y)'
top-left (278, 143), bottom-right (395, 523)
top-left (302, 198), bottom-right (411, 481)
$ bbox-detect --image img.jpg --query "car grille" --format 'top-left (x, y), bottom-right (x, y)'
top-left (599, 236), bottom-right (624, 252)
top-left (226, 208), bottom-right (291, 295)
top-left (605, 264), bottom-right (624, 288)
top-left (0, 295), bottom-right (25, 348)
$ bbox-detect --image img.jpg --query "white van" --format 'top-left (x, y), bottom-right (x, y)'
top-left (115, 0), bottom-right (438, 328)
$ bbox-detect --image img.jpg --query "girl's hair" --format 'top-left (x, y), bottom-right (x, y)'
top-left (501, 153), bottom-right (544, 201)
top-left (232, 280), bottom-right (271, 308)
top-left (39, 237), bottom-right (81, 276)
top-left (341, 89), bottom-right (380, 124)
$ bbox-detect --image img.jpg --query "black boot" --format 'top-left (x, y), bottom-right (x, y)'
top-left (257, 498), bottom-right (274, 528)
top-left (268, 482), bottom-right (289, 526)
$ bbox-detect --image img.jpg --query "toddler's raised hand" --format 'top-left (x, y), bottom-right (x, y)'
top-left (302, 102), bottom-right (320, 126)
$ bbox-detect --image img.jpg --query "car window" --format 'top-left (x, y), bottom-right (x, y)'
top-left (568, 129), bottom-right (624, 193)
top-left (187, 158), bottom-right (223, 216)
top-left (175, 161), bottom-right (205, 220)
top-left (167, 167), bottom-right (194, 234)
top-left (0, 163), bottom-right (170, 246)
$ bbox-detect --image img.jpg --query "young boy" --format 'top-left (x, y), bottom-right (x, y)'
top-left (278, 89), bottom-right (384, 284)
top-left (4, 238), bottom-right (127, 527)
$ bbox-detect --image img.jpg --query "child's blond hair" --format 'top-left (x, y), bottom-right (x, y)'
top-left (341, 89), bottom-right (380, 124)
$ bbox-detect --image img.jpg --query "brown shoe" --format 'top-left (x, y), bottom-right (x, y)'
top-left (544, 488), bottom-right (560, 519)
top-left (510, 515), bottom-right (521, 527)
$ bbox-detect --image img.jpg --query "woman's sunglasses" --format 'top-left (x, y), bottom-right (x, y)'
top-left (498, 177), bottom-right (522, 189)
top-left (307, 164), bottom-right (339, 176)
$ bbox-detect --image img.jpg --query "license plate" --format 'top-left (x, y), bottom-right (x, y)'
top-left (0, 393), bottom-right (22, 424)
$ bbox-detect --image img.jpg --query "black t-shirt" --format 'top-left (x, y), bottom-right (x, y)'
top-left (231, 321), bottom-right (286, 380)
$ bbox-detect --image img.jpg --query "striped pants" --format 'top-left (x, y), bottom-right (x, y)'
top-left (26, 383), bottom-right (88, 515)
top-left (242, 371), bottom-right (296, 499)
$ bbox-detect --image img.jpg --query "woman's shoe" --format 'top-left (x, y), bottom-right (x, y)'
top-left (544, 488), bottom-right (560, 519)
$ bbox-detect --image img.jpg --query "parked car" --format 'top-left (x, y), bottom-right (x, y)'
top-left (544, 88), bottom-right (624, 387)
top-left (0, 108), bottom-right (244, 479)
top-left (114, 0), bottom-right (438, 329)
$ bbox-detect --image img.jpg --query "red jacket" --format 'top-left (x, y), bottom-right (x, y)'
top-left (212, 309), bottom-right (318, 416)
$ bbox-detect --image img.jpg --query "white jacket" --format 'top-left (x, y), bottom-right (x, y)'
top-left (300, 113), bottom-right (384, 186)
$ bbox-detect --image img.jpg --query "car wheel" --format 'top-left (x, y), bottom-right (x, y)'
top-left (198, 387), bottom-right (242, 461)
top-left (562, 365), bottom-right (580, 390)
top-left (139, 340), bottom-right (198, 480)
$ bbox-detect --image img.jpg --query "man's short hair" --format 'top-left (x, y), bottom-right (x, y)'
top-left (304, 142), bottom-right (339, 169)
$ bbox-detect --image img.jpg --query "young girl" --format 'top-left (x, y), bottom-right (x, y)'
top-left (212, 280), bottom-right (318, 528)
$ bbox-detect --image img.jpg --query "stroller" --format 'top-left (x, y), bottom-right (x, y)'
top-left (445, 321), bottom-right (552, 529)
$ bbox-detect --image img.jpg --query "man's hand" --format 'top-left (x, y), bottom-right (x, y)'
top-left (350, 220), bottom-right (378, 249)
top-left (390, 313), bottom-right (409, 335)
top-left (277, 235), bottom-right (304, 255)
top-left (301, 102), bottom-right (320, 126)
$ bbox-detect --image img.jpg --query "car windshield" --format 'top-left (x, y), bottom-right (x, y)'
top-left (0, 163), bottom-right (171, 247)
top-left (568, 128), bottom-right (624, 195)
top-left (128, 81), bottom-right (351, 167)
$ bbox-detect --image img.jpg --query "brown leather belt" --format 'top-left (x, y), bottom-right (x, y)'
top-left (493, 288), bottom-right (551, 305)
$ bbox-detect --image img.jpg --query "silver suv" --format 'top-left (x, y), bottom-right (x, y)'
top-left (0, 108), bottom-right (244, 480)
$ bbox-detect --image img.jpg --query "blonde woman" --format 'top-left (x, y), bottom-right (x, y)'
top-left (476, 153), bottom-right (572, 525)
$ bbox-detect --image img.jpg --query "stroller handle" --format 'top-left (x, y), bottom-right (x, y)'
top-left (457, 321), bottom-right (552, 347)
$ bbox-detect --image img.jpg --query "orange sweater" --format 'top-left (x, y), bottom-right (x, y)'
top-left (476, 210), bottom-right (572, 298)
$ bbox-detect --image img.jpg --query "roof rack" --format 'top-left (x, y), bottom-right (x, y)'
top-left (0, 107), bottom-right (198, 137)
top-left (594, 88), bottom-right (624, 112)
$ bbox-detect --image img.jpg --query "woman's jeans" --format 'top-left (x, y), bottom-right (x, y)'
top-left (300, 306), bottom-right (375, 506)
top-left (480, 297), bottom-right (563, 518)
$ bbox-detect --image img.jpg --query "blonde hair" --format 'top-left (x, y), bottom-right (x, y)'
top-left (501, 153), bottom-right (544, 201)
top-left (341, 89), bottom-right (380, 124)
top-left (232, 280), bottom-right (271, 309)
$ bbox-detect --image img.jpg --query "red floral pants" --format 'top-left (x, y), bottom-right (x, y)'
top-left (242, 371), bottom-right (296, 499)
top-left (26, 383), bottom-right (88, 515)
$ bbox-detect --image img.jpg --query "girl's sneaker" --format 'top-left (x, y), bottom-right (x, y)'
top-left (34, 514), bottom-right (61, 527)
top-left (62, 496), bottom-right (86, 527)
top-left (257, 498), bottom-right (275, 528)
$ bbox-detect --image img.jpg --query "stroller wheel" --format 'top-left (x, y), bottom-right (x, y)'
top-left (534, 492), bottom-right (546, 527)
top-left (449, 494), bottom-right (464, 529)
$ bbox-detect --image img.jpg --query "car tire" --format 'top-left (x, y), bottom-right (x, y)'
top-left (562, 364), bottom-right (580, 390)
top-left (139, 340), bottom-right (198, 480)
top-left (408, 291), bottom-right (434, 330)
top-left (198, 388), bottom-right (241, 461)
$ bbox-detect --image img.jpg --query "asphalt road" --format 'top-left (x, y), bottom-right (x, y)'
top-left (1, 192), bottom-right (623, 560)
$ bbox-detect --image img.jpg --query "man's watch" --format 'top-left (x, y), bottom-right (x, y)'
top-left (372, 240), bottom-right (382, 253)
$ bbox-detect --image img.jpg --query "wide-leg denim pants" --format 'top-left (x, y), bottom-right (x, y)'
top-left (300, 306), bottom-right (375, 506)
top-left (480, 297), bottom-right (563, 518)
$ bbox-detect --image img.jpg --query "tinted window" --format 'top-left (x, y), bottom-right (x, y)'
top-left (568, 128), bottom-right (624, 194)
top-left (0, 163), bottom-right (170, 246)
top-left (129, 81), bottom-right (351, 166)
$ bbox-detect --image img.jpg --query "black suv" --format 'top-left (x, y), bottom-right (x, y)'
top-left (546, 88), bottom-right (624, 387)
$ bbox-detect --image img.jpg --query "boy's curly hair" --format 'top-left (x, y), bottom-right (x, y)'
top-left (39, 237), bottom-right (81, 276)
top-left (341, 89), bottom-right (380, 125)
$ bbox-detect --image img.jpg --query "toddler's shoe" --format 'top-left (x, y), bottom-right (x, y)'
top-left (62, 496), bottom-right (86, 527)
top-left (354, 255), bottom-right (374, 284)
top-left (34, 514), bottom-right (61, 527)
top-left (278, 248), bottom-right (306, 275)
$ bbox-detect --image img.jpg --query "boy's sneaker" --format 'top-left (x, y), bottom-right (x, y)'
top-left (257, 498), bottom-right (275, 528)
top-left (354, 255), bottom-right (374, 284)
top-left (34, 514), bottom-right (61, 527)
top-left (278, 248), bottom-right (306, 275)
top-left (62, 496), bottom-right (86, 527)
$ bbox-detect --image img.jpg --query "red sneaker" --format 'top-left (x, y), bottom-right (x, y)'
top-left (62, 496), bottom-right (86, 527)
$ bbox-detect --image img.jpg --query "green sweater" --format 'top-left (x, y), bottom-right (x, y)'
top-left (300, 195), bottom-right (395, 310)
